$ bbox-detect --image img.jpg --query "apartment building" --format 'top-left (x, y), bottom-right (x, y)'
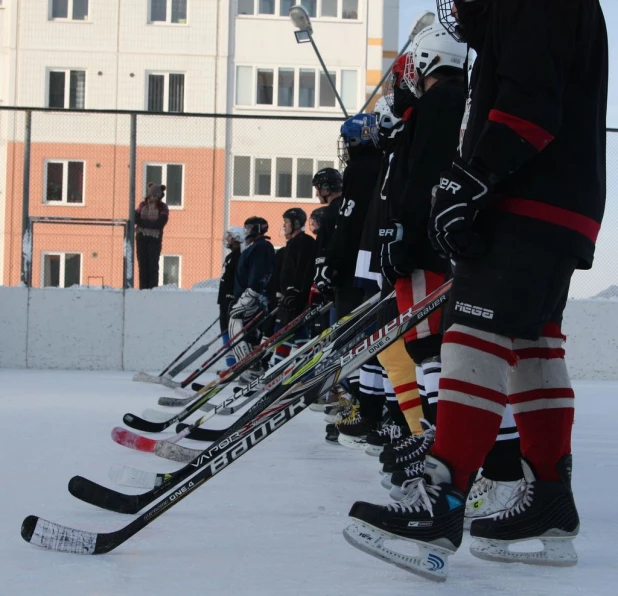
top-left (0, 0), bottom-right (399, 288)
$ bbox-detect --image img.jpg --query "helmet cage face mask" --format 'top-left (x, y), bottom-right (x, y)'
top-left (436, 0), bottom-right (462, 41)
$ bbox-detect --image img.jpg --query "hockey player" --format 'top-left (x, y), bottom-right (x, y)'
top-left (217, 226), bottom-right (245, 368)
top-left (228, 216), bottom-right (275, 380)
top-left (345, 0), bottom-right (608, 580)
top-left (271, 208), bottom-right (316, 364)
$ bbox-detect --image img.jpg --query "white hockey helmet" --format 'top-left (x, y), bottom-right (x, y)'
top-left (225, 225), bottom-right (245, 245)
top-left (373, 96), bottom-right (401, 132)
top-left (404, 23), bottom-right (467, 96)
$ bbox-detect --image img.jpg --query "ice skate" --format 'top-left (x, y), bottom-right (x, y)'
top-left (365, 423), bottom-right (410, 457)
top-left (310, 385), bottom-right (347, 412)
top-left (344, 455), bottom-right (465, 582)
top-left (323, 394), bottom-right (354, 424)
top-left (381, 424), bottom-right (436, 474)
top-left (379, 419), bottom-right (434, 465)
top-left (338, 417), bottom-right (379, 451)
top-left (469, 457), bottom-right (579, 567)
top-left (464, 476), bottom-right (522, 529)
top-left (389, 461), bottom-right (425, 501)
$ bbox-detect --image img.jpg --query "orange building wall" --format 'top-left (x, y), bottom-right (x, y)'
top-left (4, 142), bottom-right (226, 288)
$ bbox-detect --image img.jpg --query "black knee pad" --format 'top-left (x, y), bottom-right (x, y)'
top-left (404, 334), bottom-right (443, 365)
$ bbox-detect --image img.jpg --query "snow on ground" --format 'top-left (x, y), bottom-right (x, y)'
top-left (0, 370), bottom-right (616, 596)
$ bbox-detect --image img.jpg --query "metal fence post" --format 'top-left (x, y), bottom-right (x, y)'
top-left (125, 112), bottom-right (137, 288)
top-left (21, 110), bottom-right (32, 286)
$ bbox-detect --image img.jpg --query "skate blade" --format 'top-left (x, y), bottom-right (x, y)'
top-left (470, 535), bottom-right (578, 567)
top-left (337, 434), bottom-right (369, 452)
top-left (364, 445), bottom-right (384, 457)
top-left (343, 520), bottom-right (450, 582)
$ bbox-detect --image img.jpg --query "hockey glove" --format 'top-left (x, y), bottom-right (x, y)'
top-left (229, 288), bottom-right (263, 320)
top-left (308, 284), bottom-right (325, 307)
top-left (379, 219), bottom-right (416, 284)
top-left (280, 287), bottom-right (302, 313)
top-left (429, 159), bottom-right (492, 259)
top-left (314, 256), bottom-right (335, 295)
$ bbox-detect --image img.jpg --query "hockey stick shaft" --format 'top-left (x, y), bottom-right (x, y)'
top-left (159, 316), bottom-right (221, 377)
top-left (22, 283), bottom-right (448, 553)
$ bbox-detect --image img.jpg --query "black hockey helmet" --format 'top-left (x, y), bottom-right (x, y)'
top-left (312, 167), bottom-right (343, 193)
top-left (282, 207), bottom-right (307, 231)
top-left (244, 216), bottom-right (269, 241)
top-left (309, 206), bottom-right (328, 234)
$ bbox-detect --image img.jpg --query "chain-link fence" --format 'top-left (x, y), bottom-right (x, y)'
top-left (1, 106), bottom-right (616, 298)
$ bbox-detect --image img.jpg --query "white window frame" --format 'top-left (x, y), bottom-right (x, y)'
top-left (146, 72), bottom-right (186, 113)
top-left (46, 68), bottom-right (87, 109)
top-left (159, 254), bottom-right (182, 288)
top-left (235, 64), bottom-right (359, 112)
top-left (148, 0), bottom-right (188, 25)
top-left (41, 252), bottom-right (83, 288)
top-left (43, 159), bottom-right (86, 206)
top-left (143, 162), bottom-right (185, 209)
top-left (231, 156), bottom-right (336, 203)
top-left (236, 0), bottom-right (361, 20)
top-left (48, 0), bottom-right (90, 21)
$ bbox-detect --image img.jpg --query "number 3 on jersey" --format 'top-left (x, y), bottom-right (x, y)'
top-left (342, 200), bottom-right (355, 217)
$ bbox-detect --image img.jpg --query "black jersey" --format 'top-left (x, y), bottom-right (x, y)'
top-left (217, 248), bottom-right (241, 305)
top-left (280, 232), bottom-right (316, 300)
top-left (314, 196), bottom-right (344, 256)
top-left (234, 236), bottom-right (275, 298)
top-left (462, 0), bottom-right (608, 269)
top-left (328, 148), bottom-right (382, 285)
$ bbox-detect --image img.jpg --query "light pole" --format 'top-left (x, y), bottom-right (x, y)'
top-left (289, 5), bottom-right (349, 118)
top-left (359, 11), bottom-right (436, 114)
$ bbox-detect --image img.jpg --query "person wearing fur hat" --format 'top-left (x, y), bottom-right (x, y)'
top-left (135, 182), bottom-right (169, 289)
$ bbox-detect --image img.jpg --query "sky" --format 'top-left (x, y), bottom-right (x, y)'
top-left (398, 0), bottom-right (618, 127)
top-left (397, 1), bottom-right (618, 298)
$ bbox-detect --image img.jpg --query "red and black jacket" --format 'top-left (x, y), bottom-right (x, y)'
top-left (462, 0), bottom-right (608, 269)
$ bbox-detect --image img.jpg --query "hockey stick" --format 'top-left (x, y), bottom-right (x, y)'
top-left (22, 281), bottom-right (449, 552)
top-left (67, 293), bottom-right (386, 510)
top-left (132, 317), bottom-right (222, 384)
top-left (122, 302), bottom-right (329, 432)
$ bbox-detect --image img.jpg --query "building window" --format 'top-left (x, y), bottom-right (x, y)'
top-left (238, 0), bottom-right (254, 14)
top-left (160, 255), bottom-right (181, 287)
top-left (301, 0), bottom-right (317, 18)
top-left (149, 0), bottom-right (187, 24)
top-left (147, 73), bottom-right (185, 112)
top-left (259, 0), bottom-right (275, 14)
top-left (279, 0), bottom-right (294, 16)
top-left (45, 160), bottom-right (85, 204)
top-left (256, 69), bottom-right (274, 105)
top-left (233, 157), bottom-right (337, 201)
top-left (321, 0), bottom-right (337, 17)
top-left (48, 70), bottom-right (86, 109)
top-left (236, 65), bottom-right (357, 110)
top-left (342, 0), bottom-right (358, 19)
top-left (145, 163), bottom-right (184, 207)
top-left (42, 253), bottom-right (82, 288)
top-left (50, 0), bottom-right (89, 20)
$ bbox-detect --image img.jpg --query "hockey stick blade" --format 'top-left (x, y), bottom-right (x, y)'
top-left (132, 371), bottom-right (165, 384)
top-left (68, 477), bottom-right (142, 514)
top-left (108, 464), bottom-right (164, 490)
top-left (111, 427), bottom-right (158, 453)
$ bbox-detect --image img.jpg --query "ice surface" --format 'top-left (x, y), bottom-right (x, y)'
top-left (0, 370), bottom-right (617, 595)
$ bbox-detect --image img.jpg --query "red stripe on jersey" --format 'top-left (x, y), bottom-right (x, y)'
top-left (509, 387), bottom-right (575, 405)
top-left (542, 322), bottom-right (567, 340)
top-left (400, 398), bottom-right (423, 411)
top-left (395, 381), bottom-right (418, 395)
top-left (515, 347), bottom-right (566, 360)
top-left (489, 109), bottom-right (554, 151)
top-left (443, 330), bottom-right (518, 366)
top-left (440, 378), bottom-right (507, 406)
top-left (492, 197), bottom-right (601, 244)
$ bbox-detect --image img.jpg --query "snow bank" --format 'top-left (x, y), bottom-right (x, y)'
top-left (1, 286), bottom-right (616, 379)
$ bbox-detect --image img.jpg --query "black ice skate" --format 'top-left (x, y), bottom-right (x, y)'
top-left (344, 455), bottom-right (465, 582)
top-left (469, 456), bottom-right (579, 567)
top-left (338, 417), bottom-right (380, 451)
top-left (379, 419), bottom-right (434, 465)
top-left (382, 425), bottom-right (435, 474)
top-left (389, 460), bottom-right (425, 501)
top-left (365, 424), bottom-right (411, 457)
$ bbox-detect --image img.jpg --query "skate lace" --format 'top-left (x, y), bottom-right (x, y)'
top-left (467, 477), bottom-right (495, 501)
top-left (395, 427), bottom-right (436, 463)
top-left (496, 480), bottom-right (532, 520)
top-left (401, 461), bottom-right (426, 489)
top-left (338, 406), bottom-right (360, 426)
top-left (387, 478), bottom-right (440, 516)
top-left (381, 424), bottom-right (402, 441)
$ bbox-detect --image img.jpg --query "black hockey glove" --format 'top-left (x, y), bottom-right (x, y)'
top-left (429, 159), bottom-right (492, 259)
top-left (280, 287), bottom-right (302, 313)
top-left (379, 219), bottom-right (416, 284)
top-left (314, 256), bottom-right (335, 296)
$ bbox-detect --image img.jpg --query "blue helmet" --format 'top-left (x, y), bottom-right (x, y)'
top-left (338, 113), bottom-right (379, 165)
